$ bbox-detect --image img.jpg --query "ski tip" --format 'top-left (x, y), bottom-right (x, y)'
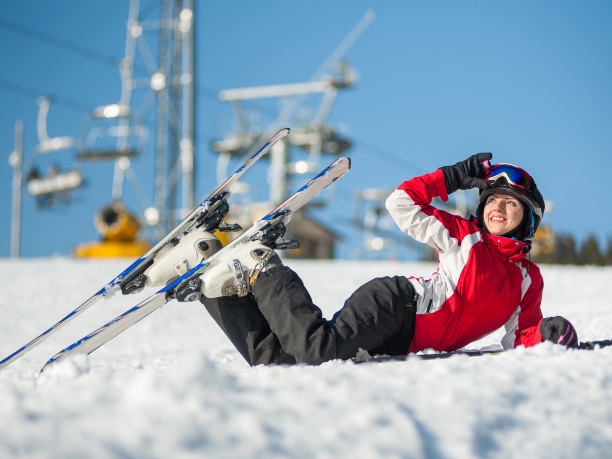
top-left (335, 157), bottom-right (351, 175)
top-left (273, 127), bottom-right (291, 140)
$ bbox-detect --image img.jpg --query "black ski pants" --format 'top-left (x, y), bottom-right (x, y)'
top-left (201, 266), bottom-right (417, 366)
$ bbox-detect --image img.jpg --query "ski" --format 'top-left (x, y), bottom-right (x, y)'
top-left (0, 128), bottom-right (289, 372)
top-left (41, 156), bottom-right (351, 371)
top-left (352, 339), bottom-right (612, 364)
top-left (352, 348), bottom-right (505, 364)
top-left (577, 339), bottom-right (612, 350)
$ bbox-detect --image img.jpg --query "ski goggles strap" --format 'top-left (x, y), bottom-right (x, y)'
top-left (482, 163), bottom-right (533, 194)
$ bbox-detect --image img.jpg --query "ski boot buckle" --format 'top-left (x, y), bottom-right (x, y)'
top-left (230, 259), bottom-right (249, 297)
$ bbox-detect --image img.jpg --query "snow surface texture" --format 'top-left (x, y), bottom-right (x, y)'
top-left (1, 258), bottom-right (612, 459)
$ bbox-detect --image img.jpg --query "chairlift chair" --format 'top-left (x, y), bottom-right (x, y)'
top-left (77, 104), bottom-right (148, 161)
top-left (25, 97), bottom-right (85, 208)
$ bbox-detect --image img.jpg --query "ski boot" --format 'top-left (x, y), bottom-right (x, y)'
top-left (198, 241), bottom-right (283, 298)
top-left (144, 230), bottom-right (223, 288)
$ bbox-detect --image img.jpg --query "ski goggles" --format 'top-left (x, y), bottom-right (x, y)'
top-left (482, 163), bottom-right (534, 195)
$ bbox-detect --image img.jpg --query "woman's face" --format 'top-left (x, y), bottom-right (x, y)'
top-left (483, 193), bottom-right (525, 236)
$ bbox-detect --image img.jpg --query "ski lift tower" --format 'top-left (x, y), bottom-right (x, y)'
top-left (78, 0), bottom-right (195, 241)
top-left (211, 11), bottom-right (376, 208)
top-left (213, 64), bottom-right (355, 205)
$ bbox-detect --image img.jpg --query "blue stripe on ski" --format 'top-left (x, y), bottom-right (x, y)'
top-left (48, 303), bottom-right (141, 357)
top-left (159, 262), bottom-right (208, 293)
top-left (262, 158), bottom-right (349, 220)
top-left (92, 257), bottom-right (149, 295)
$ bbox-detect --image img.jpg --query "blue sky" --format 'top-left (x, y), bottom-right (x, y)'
top-left (1, 1), bottom-right (611, 259)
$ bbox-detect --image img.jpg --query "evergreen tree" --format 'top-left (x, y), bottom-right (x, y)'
top-left (604, 237), bottom-right (612, 266)
top-left (555, 233), bottom-right (578, 265)
top-left (578, 234), bottom-right (604, 266)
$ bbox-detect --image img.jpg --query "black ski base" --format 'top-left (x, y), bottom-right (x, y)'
top-left (352, 340), bottom-right (612, 364)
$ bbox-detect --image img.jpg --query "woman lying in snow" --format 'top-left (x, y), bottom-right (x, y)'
top-left (198, 154), bottom-right (578, 365)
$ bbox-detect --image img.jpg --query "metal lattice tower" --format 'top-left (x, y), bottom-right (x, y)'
top-left (211, 10), bottom-right (377, 206)
top-left (79, 0), bottom-right (195, 240)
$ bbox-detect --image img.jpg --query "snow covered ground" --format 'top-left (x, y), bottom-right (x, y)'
top-left (1, 257), bottom-right (612, 459)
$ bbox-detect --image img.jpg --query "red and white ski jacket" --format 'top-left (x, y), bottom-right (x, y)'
top-left (386, 169), bottom-right (545, 353)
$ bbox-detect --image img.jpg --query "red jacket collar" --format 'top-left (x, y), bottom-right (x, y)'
top-left (470, 216), bottom-right (531, 260)
top-left (481, 230), bottom-right (531, 260)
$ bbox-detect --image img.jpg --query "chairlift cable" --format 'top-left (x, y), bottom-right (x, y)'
top-left (0, 77), bottom-right (94, 112)
top-left (0, 17), bottom-right (121, 67)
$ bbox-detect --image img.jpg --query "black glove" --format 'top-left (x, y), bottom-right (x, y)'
top-left (540, 316), bottom-right (578, 347)
top-left (440, 153), bottom-right (493, 194)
